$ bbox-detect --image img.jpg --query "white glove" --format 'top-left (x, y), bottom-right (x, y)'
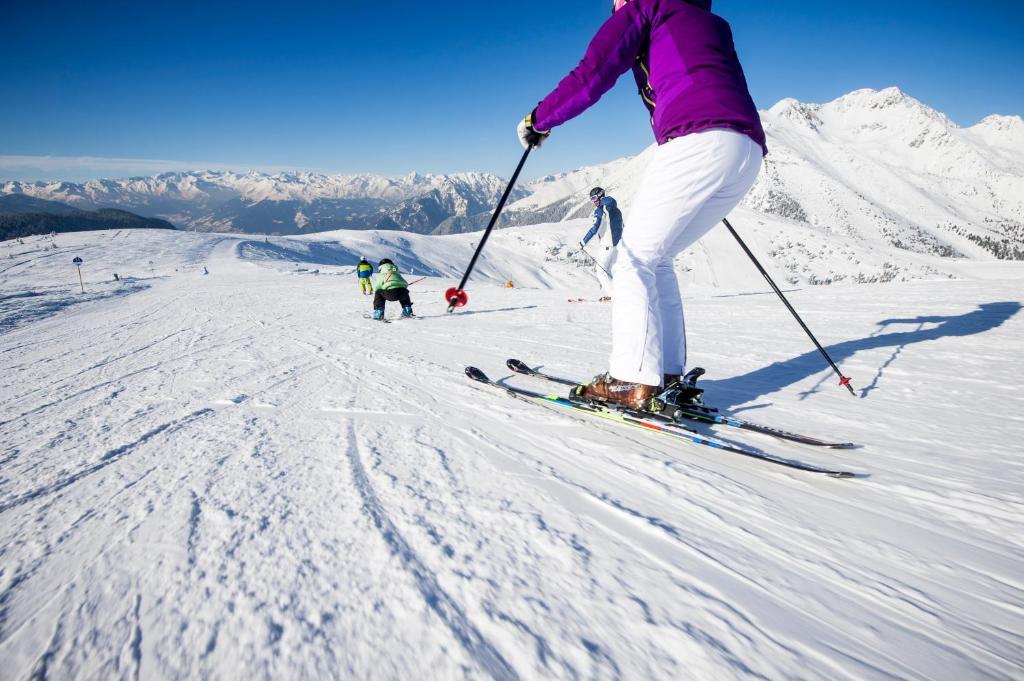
top-left (518, 112), bottom-right (551, 149)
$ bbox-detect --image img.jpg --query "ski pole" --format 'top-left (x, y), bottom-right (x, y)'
top-left (407, 276), bottom-right (426, 286)
top-left (446, 147), bottom-right (532, 313)
top-left (580, 245), bottom-right (611, 279)
top-left (722, 218), bottom-right (855, 395)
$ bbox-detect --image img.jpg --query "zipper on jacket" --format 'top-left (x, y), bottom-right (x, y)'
top-left (637, 56), bottom-right (656, 108)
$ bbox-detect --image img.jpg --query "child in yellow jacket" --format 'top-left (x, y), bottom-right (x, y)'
top-left (356, 257), bottom-right (373, 295)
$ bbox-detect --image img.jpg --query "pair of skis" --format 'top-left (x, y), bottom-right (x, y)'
top-left (362, 313), bottom-right (419, 324)
top-left (466, 359), bottom-right (858, 478)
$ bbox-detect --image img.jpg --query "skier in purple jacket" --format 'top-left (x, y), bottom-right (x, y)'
top-left (518, 0), bottom-right (766, 410)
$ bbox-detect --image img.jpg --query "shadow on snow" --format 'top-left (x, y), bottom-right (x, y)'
top-left (705, 301), bottom-right (1021, 412)
top-left (0, 282), bottom-right (150, 335)
top-left (238, 238), bottom-right (448, 277)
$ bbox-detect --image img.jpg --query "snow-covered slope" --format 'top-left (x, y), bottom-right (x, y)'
top-left (2, 227), bottom-right (1023, 679)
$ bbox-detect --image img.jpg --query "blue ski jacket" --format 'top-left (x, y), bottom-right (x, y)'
top-left (581, 196), bottom-right (623, 247)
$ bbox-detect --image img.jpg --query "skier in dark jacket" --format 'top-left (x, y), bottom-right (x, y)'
top-left (372, 258), bottom-right (414, 320)
top-left (578, 186), bottom-right (621, 298)
top-left (517, 0), bottom-right (765, 410)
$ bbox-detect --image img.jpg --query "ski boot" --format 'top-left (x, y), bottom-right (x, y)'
top-left (401, 305), bottom-right (414, 318)
top-left (645, 367), bottom-right (715, 420)
top-left (372, 308), bottom-right (385, 321)
top-left (571, 372), bottom-right (658, 411)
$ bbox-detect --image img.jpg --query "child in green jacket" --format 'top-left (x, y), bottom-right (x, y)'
top-left (372, 259), bottom-right (414, 320)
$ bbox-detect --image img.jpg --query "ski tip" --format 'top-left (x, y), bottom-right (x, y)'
top-left (828, 442), bottom-right (859, 450)
top-left (506, 358), bottom-right (532, 374)
top-left (465, 366), bottom-right (489, 383)
top-left (827, 470), bottom-right (859, 479)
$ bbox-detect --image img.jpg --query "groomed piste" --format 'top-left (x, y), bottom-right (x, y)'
top-left (1, 225), bottom-right (1022, 679)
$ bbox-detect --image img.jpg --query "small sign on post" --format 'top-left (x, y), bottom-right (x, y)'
top-left (72, 256), bottom-right (84, 293)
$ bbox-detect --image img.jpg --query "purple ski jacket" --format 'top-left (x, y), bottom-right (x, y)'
top-left (533, 0), bottom-right (766, 155)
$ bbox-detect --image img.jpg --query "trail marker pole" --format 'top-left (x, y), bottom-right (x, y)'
top-left (72, 256), bottom-right (84, 293)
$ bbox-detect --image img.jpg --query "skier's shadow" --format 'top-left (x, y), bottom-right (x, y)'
top-left (703, 301), bottom-right (1021, 412)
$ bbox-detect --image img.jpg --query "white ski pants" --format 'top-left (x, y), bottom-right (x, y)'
top-left (610, 129), bottom-right (762, 385)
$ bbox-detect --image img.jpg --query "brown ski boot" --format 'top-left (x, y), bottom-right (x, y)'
top-left (572, 372), bottom-right (658, 410)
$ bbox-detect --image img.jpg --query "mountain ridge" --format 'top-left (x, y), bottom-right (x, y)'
top-left (2, 89), bottom-right (1021, 265)
top-left (1, 169), bottom-right (524, 236)
top-left (0, 195), bottom-right (176, 240)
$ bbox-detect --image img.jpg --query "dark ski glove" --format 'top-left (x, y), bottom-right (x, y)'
top-left (518, 111), bottom-right (551, 149)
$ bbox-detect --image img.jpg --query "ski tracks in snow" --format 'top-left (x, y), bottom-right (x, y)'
top-left (1, 230), bottom-right (1023, 679)
top-left (344, 423), bottom-right (519, 681)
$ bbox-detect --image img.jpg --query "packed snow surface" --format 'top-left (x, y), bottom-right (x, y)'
top-left (2, 227), bottom-right (1023, 680)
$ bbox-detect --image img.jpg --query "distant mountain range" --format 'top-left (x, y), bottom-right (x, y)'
top-left (2, 88), bottom-right (1022, 263)
top-left (0, 171), bottom-right (525, 236)
top-left (0, 195), bottom-right (175, 241)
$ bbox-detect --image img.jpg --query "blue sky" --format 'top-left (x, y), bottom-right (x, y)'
top-left (1, 0), bottom-right (1021, 182)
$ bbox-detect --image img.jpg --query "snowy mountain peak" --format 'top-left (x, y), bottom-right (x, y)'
top-left (832, 86), bottom-right (918, 112)
top-left (973, 114), bottom-right (1024, 133)
top-left (765, 98), bottom-right (824, 130)
top-left (761, 88), bottom-right (959, 143)
top-left (828, 87), bottom-right (953, 126)
top-left (844, 85), bottom-right (910, 107)
top-left (967, 114), bottom-right (1024, 165)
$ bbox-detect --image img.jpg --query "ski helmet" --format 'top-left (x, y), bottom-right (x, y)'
top-left (589, 187), bottom-right (605, 202)
top-left (379, 258), bottom-right (394, 267)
